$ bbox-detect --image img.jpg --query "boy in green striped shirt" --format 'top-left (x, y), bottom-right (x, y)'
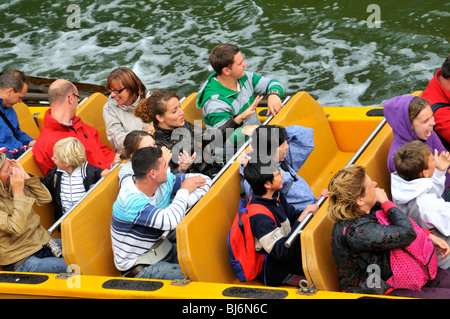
top-left (197, 43), bottom-right (284, 161)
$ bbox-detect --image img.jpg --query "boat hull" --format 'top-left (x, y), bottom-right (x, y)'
top-left (1, 90), bottom-right (419, 299)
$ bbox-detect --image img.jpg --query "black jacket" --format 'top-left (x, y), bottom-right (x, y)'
top-left (248, 191), bottom-right (305, 286)
top-left (153, 120), bottom-right (237, 178)
top-left (330, 202), bottom-right (416, 295)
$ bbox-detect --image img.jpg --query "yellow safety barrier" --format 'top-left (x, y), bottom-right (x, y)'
top-left (13, 102), bottom-right (40, 139)
top-left (176, 91), bottom-right (383, 284)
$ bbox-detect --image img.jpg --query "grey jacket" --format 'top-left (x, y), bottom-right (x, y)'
top-left (102, 93), bottom-right (150, 152)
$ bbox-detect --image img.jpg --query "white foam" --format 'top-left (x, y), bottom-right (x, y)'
top-left (0, 0), bottom-right (448, 108)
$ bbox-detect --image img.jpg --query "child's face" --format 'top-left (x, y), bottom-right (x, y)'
top-left (52, 153), bottom-right (69, 172)
top-left (411, 105), bottom-right (435, 141)
top-left (270, 169), bottom-right (284, 190)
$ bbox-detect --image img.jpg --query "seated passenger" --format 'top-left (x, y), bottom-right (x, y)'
top-left (40, 137), bottom-right (110, 222)
top-left (111, 147), bottom-right (212, 279)
top-left (328, 165), bottom-right (450, 298)
top-left (243, 156), bottom-right (318, 286)
top-left (391, 140), bottom-right (450, 268)
top-left (117, 130), bottom-right (171, 187)
top-left (0, 69), bottom-right (36, 159)
top-left (384, 95), bottom-right (450, 188)
top-left (240, 124), bottom-right (327, 211)
top-left (196, 43), bottom-right (284, 159)
top-left (33, 79), bottom-right (121, 175)
top-left (103, 67), bottom-right (154, 153)
top-left (422, 54), bottom-right (450, 148)
top-left (134, 90), bottom-right (224, 178)
top-left (0, 153), bottom-right (66, 273)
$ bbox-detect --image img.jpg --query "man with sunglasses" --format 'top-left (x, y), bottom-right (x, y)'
top-left (0, 69), bottom-right (36, 159)
top-left (33, 79), bottom-right (121, 175)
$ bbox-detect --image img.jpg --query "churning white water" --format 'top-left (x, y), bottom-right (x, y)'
top-left (0, 0), bottom-right (448, 106)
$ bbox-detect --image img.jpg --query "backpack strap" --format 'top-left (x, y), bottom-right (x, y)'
top-left (246, 203), bottom-right (276, 224)
top-left (236, 199), bottom-right (248, 235)
top-left (0, 109), bottom-right (18, 138)
top-left (236, 198), bottom-right (277, 236)
top-left (244, 195), bottom-right (276, 223)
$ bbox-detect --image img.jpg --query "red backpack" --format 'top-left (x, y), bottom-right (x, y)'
top-left (227, 199), bottom-right (276, 282)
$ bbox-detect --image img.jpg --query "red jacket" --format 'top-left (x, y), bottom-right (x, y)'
top-left (422, 69), bottom-right (450, 147)
top-left (33, 109), bottom-right (116, 175)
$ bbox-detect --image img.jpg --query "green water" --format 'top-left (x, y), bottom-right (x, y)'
top-left (0, 0), bottom-right (448, 106)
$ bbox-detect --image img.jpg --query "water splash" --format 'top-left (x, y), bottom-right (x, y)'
top-left (0, 0), bottom-right (448, 107)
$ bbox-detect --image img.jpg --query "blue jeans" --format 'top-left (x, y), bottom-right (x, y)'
top-left (135, 243), bottom-right (184, 280)
top-left (15, 239), bottom-right (67, 274)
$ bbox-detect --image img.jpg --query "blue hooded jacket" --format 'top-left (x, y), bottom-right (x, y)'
top-left (0, 99), bottom-right (34, 158)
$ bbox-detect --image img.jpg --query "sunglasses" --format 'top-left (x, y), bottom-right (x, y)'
top-left (108, 87), bottom-right (126, 94)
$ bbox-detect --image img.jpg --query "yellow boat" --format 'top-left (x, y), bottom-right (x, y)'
top-left (0, 89), bottom-right (419, 299)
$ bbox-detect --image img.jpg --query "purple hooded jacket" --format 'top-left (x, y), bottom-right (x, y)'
top-left (385, 95), bottom-right (449, 186)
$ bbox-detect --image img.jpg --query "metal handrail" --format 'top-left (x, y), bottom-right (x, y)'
top-left (211, 95), bottom-right (291, 184)
top-left (46, 162), bottom-right (120, 235)
top-left (284, 117), bottom-right (387, 248)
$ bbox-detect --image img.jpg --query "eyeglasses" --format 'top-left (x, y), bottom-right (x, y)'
top-left (108, 87), bottom-right (126, 94)
top-left (273, 170), bottom-right (283, 177)
top-left (69, 93), bottom-right (81, 102)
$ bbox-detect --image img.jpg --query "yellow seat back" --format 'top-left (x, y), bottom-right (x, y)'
top-left (176, 92), bottom-right (356, 283)
top-left (181, 93), bottom-right (205, 128)
top-left (58, 93), bottom-right (207, 277)
top-left (271, 92), bottom-right (354, 196)
top-left (18, 150), bottom-right (59, 238)
top-left (177, 158), bottom-right (244, 283)
top-left (28, 106), bottom-right (50, 132)
top-left (61, 164), bottom-right (121, 276)
top-left (301, 91), bottom-right (422, 292)
top-left (13, 102), bottom-right (40, 139)
top-left (300, 123), bottom-right (393, 292)
top-left (75, 92), bottom-right (113, 150)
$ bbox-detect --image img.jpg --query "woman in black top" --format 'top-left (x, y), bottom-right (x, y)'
top-left (134, 90), bottom-right (237, 178)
